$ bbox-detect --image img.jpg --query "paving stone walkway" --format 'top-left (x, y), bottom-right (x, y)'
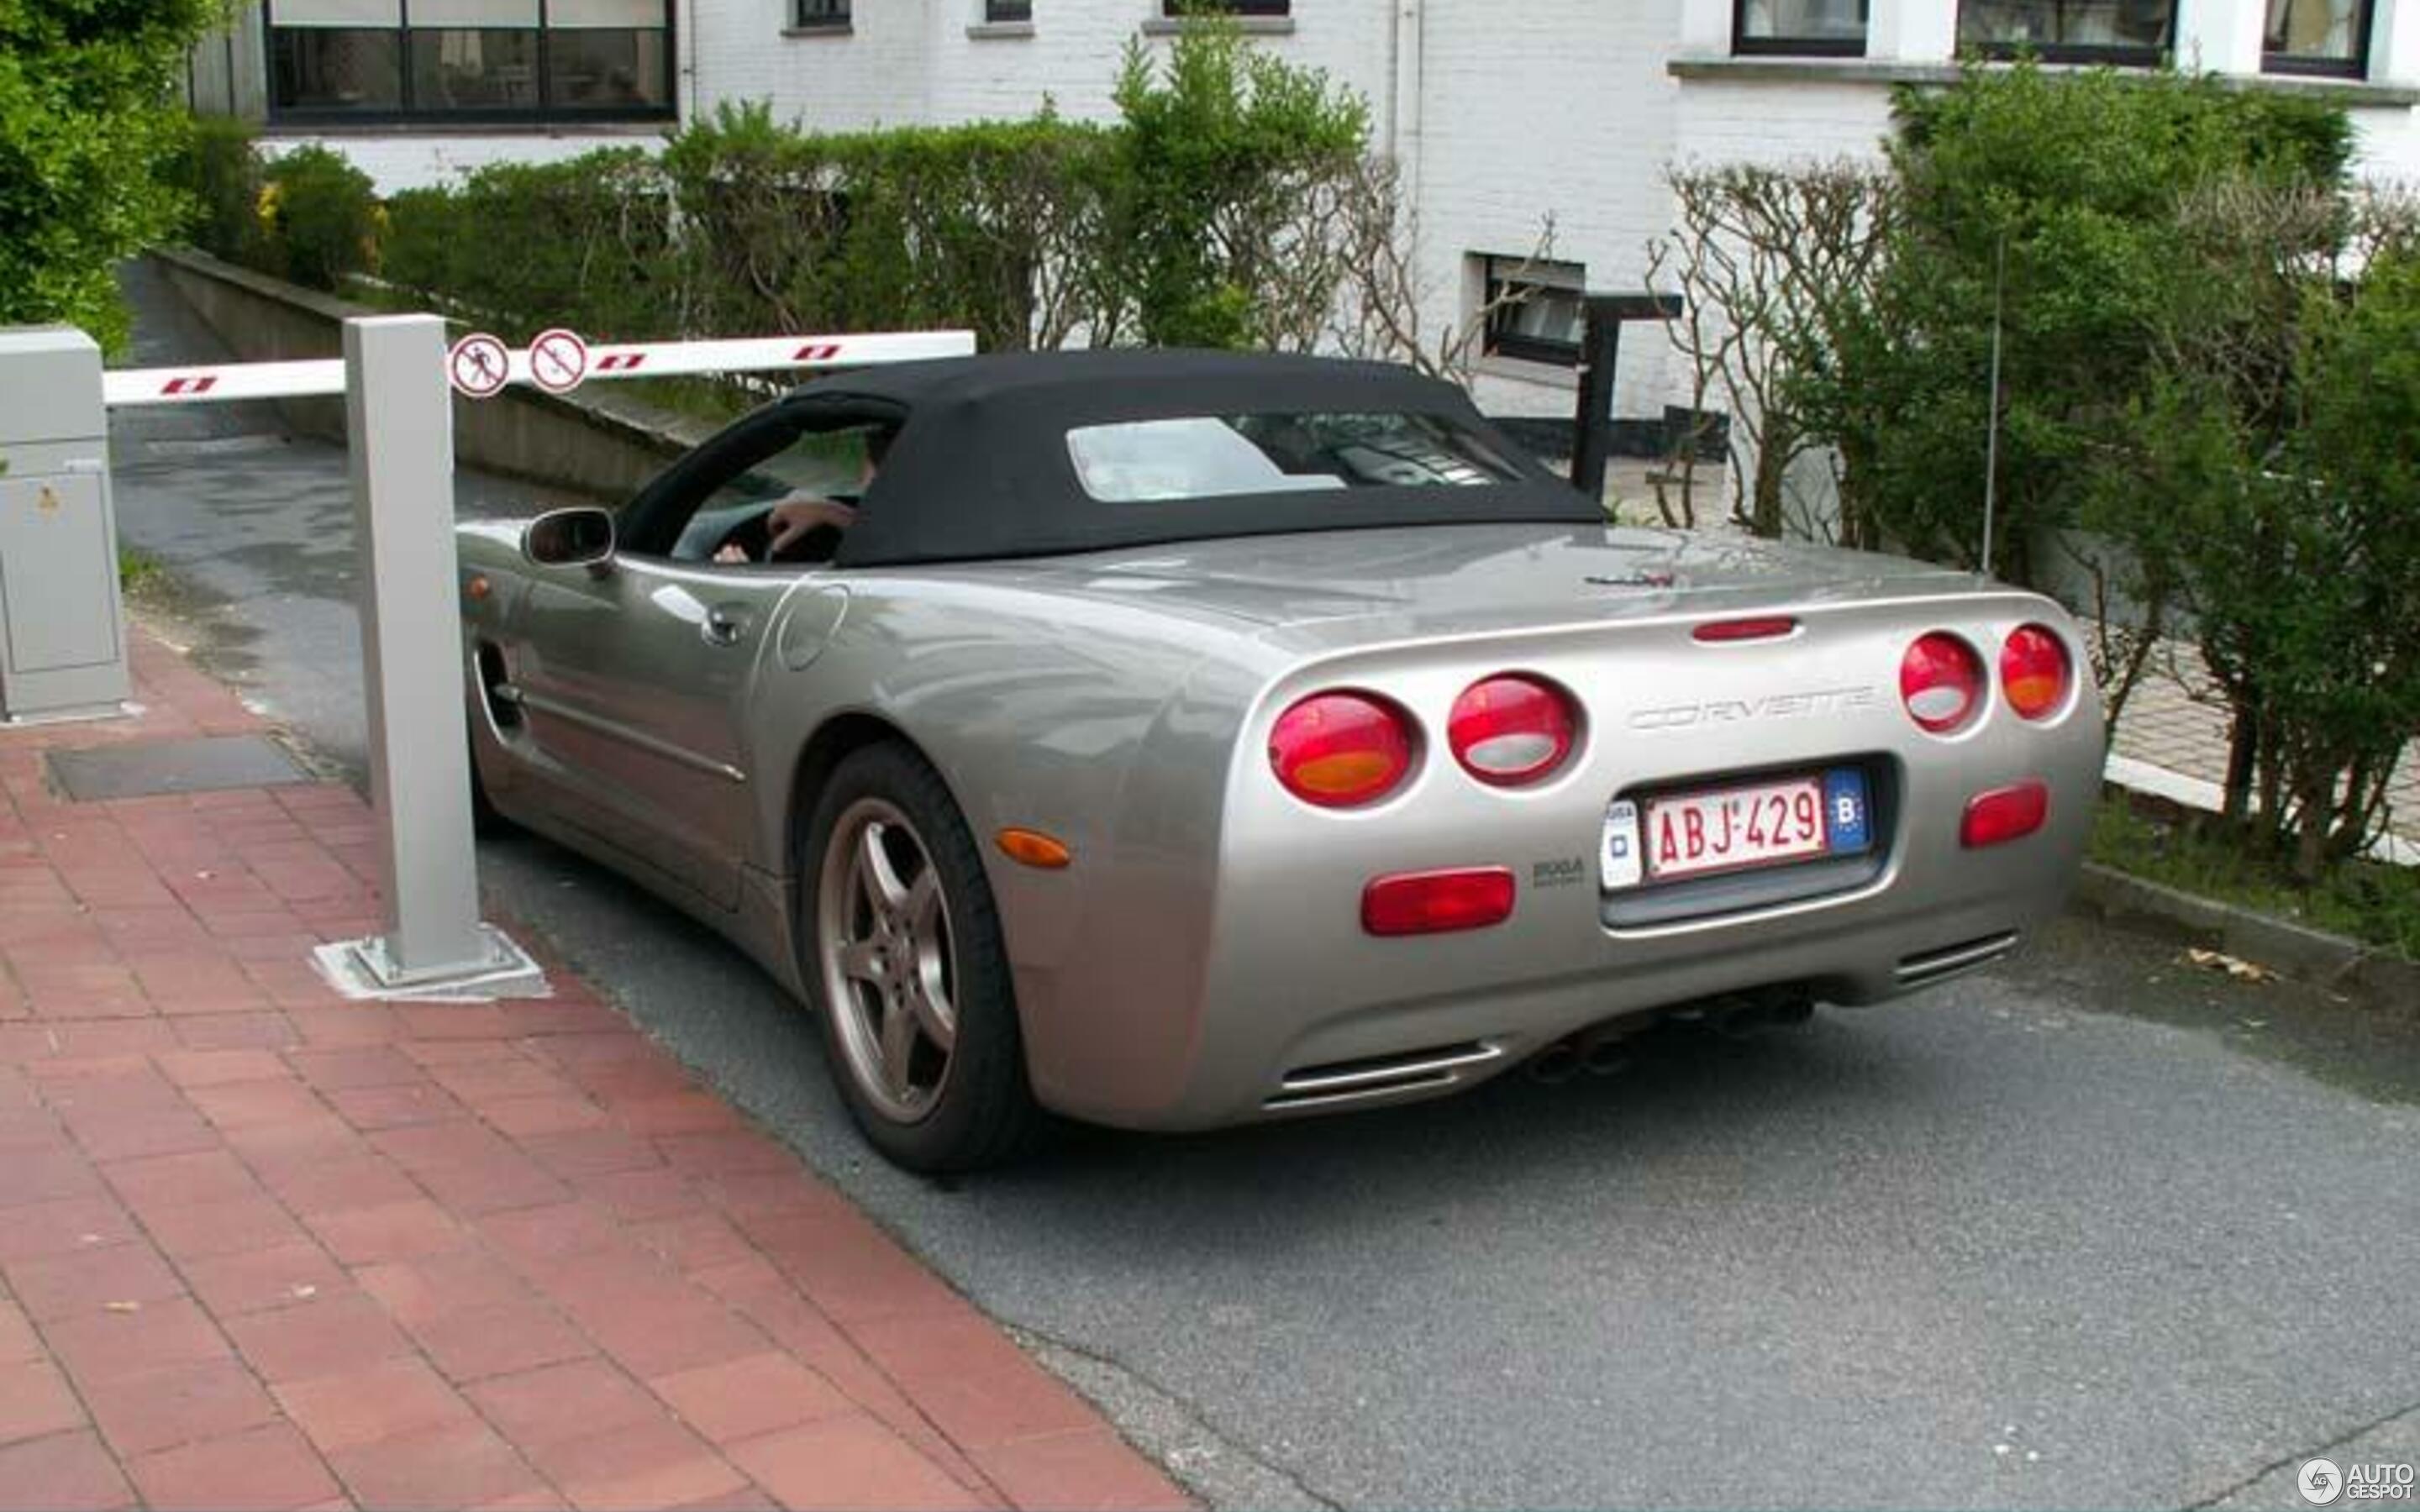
top-left (2108, 640), bottom-right (2420, 848)
top-left (0, 633), bottom-right (1187, 1511)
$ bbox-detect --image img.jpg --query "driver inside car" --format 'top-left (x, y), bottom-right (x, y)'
top-left (714, 426), bottom-right (893, 564)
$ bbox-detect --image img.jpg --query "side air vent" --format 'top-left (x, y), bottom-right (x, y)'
top-left (476, 642), bottom-right (522, 731)
top-left (1895, 932), bottom-right (2019, 988)
top-left (1265, 1041), bottom-right (1502, 1112)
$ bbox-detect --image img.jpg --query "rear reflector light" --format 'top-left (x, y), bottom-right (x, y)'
top-left (1961, 781), bottom-right (2049, 848)
top-left (1269, 691), bottom-right (1417, 807)
top-left (1901, 633), bottom-right (1986, 734)
top-left (1999, 624), bottom-right (2072, 721)
top-left (1692, 616), bottom-right (1798, 643)
top-left (1361, 868), bottom-right (1517, 936)
top-left (1448, 675), bottom-right (1579, 786)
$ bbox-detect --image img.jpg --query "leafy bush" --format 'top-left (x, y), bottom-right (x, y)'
top-left (1810, 65), bottom-right (2349, 585)
top-left (657, 104), bottom-right (1121, 351)
top-left (1107, 15), bottom-right (1369, 349)
top-left (1, 0), bottom-right (229, 349)
top-left (259, 145), bottom-right (381, 292)
top-left (166, 115), bottom-right (266, 267)
top-left (382, 150), bottom-right (670, 339)
top-left (376, 19), bottom-right (1376, 354)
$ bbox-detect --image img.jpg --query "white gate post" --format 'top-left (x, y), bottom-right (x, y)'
top-left (331, 314), bottom-right (539, 993)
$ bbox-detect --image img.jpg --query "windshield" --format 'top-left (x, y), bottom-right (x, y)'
top-left (1065, 412), bottom-right (1523, 504)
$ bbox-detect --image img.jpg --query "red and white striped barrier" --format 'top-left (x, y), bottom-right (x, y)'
top-left (102, 328), bottom-right (976, 407)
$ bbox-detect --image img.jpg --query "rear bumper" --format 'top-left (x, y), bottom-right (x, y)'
top-left (1011, 592), bottom-right (2104, 1131)
top-left (1045, 838), bottom-right (2072, 1131)
top-left (1022, 748), bottom-right (2096, 1133)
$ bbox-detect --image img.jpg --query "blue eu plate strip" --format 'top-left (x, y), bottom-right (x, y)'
top-left (1824, 769), bottom-right (1872, 854)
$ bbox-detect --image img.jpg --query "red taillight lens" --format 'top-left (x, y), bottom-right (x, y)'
top-left (1448, 675), bottom-right (1579, 786)
top-left (1901, 633), bottom-right (1986, 734)
top-left (1269, 691), bottom-right (1417, 807)
top-left (1361, 867), bottom-right (1517, 936)
top-left (1961, 781), bottom-right (2049, 848)
top-left (1999, 623), bottom-right (2071, 722)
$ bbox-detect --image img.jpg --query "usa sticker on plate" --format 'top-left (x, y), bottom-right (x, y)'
top-left (1601, 799), bottom-right (1643, 890)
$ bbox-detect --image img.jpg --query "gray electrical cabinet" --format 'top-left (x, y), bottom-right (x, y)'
top-left (0, 327), bottom-right (129, 721)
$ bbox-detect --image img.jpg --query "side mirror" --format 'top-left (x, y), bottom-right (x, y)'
top-left (522, 507), bottom-right (616, 569)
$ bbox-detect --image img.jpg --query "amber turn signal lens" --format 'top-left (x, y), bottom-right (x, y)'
top-left (466, 575), bottom-right (492, 601)
top-left (1999, 623), bottom-right (2072, 722)
top-left (995, 828), bottom-right (1072, 869)
top-left (1269, 691), bottom-right (1418, 808)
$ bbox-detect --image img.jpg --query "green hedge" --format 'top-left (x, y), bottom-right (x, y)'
top-left (176, 15), bottom-right (1374, 354)
top-left (171, 131), bottom-right (380, 295)
top-left (261, 146), bottom-right (381, 291)
top-left (166, 115), bottom-right (266, 269)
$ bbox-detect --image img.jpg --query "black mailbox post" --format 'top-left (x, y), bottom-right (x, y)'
top-left (1570, 291), bottom-right (1685, 504)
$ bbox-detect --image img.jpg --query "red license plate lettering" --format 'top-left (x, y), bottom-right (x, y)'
top-left (1644, 777), bottom-right (1830, 881)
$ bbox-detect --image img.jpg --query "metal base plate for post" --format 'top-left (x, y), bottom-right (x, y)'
top-left (312, 922), bottom-right (549, 1003)
top-left (3, 701), bottom-right (132, 727)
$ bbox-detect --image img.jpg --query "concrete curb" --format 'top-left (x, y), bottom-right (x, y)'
top-left (2070, 864), bottom-right (2420, 1009)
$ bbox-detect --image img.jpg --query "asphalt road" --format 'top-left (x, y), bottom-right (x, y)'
top-left (100, 264), bottom-right (2420, 1510)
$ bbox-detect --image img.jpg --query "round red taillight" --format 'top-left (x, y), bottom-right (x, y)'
top-left (1999, 623), bottom-right (2071, 722)
top-left (1269, 691), bottom-right (1417, 808)
top-left (1901, 633), bottom-right (1986, 734)
top-left (1448, 675), bottom-right (1578, 786)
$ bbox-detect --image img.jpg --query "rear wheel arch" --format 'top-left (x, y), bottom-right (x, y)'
top-left (786, 713), bottom-right (971, 876)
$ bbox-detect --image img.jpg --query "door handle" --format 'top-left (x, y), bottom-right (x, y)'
top-left (702, 605), bottom-right (753, 648)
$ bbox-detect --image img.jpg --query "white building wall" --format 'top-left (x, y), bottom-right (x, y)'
top-left (1411, 0), bottom-right (1687, 421)
top-left (691, 1), bottom-right (1397, 133)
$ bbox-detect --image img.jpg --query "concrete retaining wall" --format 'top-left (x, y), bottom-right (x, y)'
top-left (149, 247), bottom-right (715, 501)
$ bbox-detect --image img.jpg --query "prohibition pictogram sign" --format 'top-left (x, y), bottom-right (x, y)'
top-left (528, 328), bottom-right (590, 395)
top-left (446, 333), bottom-right (510, 399)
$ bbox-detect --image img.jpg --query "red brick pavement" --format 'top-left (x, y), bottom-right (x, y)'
top-left (0, 633), bottom-right (1189, 1512)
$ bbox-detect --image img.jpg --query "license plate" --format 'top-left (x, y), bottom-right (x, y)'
top-left (1602, 769), bottom-right (1870, 890)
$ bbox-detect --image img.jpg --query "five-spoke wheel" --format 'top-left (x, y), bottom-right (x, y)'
top-left (818, 800), bottom-right (959, 1122)
top-left (801, 742), bottom-right (1040, 1171)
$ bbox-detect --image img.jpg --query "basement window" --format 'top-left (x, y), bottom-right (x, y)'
top-left (1478, 255), bottom-right (1588, 368)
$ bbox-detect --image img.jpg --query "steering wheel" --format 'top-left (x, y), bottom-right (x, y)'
top-left (711, 506), bottom-right (847, 565)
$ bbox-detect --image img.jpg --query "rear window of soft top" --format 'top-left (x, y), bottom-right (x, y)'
top-left (1065, 411), bottom-right (1523, 504)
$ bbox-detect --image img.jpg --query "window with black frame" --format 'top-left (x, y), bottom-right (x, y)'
top-left (1478, 255), bottom-right (1587, 368)
top-left (266, 0), bottom-right (673, 120)
top-left (986, 0), bottom-right (1032, 19)
top-left (1734, 0), bottom-right (1869, 55)
top-left (793, 0), bottom-right (850, 27)
top-left (2265, 0), bottom-right (2370, 73)
top-left (1956, 0), bottom-right (2175, 60)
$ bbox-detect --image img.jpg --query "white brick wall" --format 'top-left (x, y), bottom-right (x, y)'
top-left (692, 2), bottom-right (1397, 132)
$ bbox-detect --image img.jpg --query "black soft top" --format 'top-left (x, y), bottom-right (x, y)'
top-left (788, 349), bottom-right (1597, 569)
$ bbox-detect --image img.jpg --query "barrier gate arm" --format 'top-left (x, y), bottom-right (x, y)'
top-left (92, 321), bottom-right (976, 999)
top-left (103, 329), bottom-right (978, 407)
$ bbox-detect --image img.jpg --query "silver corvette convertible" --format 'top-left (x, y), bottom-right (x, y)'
top-left (457, 350), bottom-right (2101, 1169)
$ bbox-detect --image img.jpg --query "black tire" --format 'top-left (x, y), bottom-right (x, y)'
top-left (467, 731), bottom-right (510, 837)
top-left (799, 741), bottom-right (1043, 1172)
